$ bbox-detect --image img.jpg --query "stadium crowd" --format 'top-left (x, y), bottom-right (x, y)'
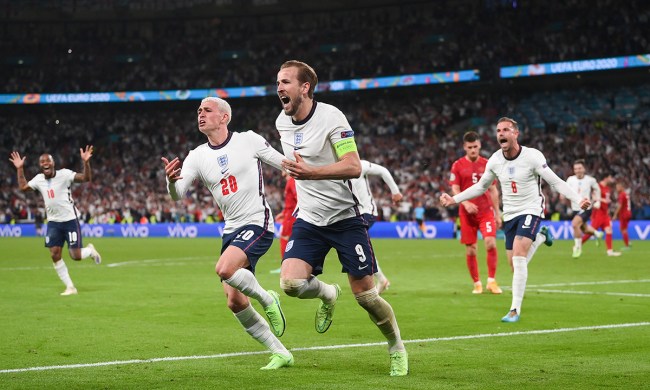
top-left (2, 85), bottom-right (649, 225)
top-left (2, 0), bottom-right (649, 93)
top-left (2, 0), bottom-right (649, 225)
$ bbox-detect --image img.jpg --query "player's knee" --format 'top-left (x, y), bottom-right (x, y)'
top-left (280, 278), bottom-right (307, 297)
top-left (354, 287), bottom-right (379, 309)
top-left (355, 288), bottom-right (392, 325)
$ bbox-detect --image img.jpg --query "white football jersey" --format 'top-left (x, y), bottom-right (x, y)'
top-left (28, 168), bottom-right (79, 222)
top-left (566, 175), bottom-right (599, 211)
top-left (352, 160), bottom-right (400, 216)
top-left (168, 131), bottom-right (284, 234)
top-left (454, 146), bottom-right (582, 222)
top-left (276, 101), bottom-right (359, 225)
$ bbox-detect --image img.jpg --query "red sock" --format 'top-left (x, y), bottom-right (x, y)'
top-left (606, 233), bottom-right (613, 250)
top-left (487, 247), bottom-right (498, 279)
top-left (466, 254), bottom-right (479, 282)
top-left (582, 233), bottom-right (592, 244)
top-left (622, 231), bottom-right (629, 246)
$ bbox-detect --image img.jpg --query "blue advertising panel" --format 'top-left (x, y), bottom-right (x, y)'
top-left (1, 221), bottom-right (648, 240)
top-left (0, 69), bottom-right (479, 105)
top-left (500, 53), bottom-right (650, 78)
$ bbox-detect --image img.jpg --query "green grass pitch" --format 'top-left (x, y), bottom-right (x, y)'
top-left (1, 237), bottom-right (648, 389)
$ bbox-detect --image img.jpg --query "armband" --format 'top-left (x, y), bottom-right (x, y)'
top-left (334, 138), bottom-right (358, 158)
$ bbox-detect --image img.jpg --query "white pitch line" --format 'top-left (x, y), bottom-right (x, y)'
top-left (529, 289), bottom-right (650, 298)
top-left (1, 322), bottom-right (648, 374)
top-left (0, 256), bottom-right (212, 271)
top-left (527, 279), bottom-right (650, 288)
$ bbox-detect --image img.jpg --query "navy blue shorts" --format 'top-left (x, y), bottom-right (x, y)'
top-left (283, 217), bottom-right (377, 277)
top-left (361, 213), bottom-right (376, 229)
top-left (574, 209), bottom-right (592, 223)
top-left (221, 225), bottom-right (274, 274)
top-left (45, 220), bottom-right (82, 249)
top-left (503, 214), bottom-right (542, 250)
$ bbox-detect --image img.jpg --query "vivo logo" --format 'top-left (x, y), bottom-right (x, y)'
top-left (634, 224), bottom-right (650, 240)
top-left (548, 221), bottom-right (574, 239)
top-left (0, 225), bottom-right (22, 237)
top-left (395, 223), bottom-right (437, 239)
top-left (167, 225), bottom-right (198, 238)
top-left (81, 225), bottom-right (104, 237)
top-left (120, 225), bottom-right (150, 237)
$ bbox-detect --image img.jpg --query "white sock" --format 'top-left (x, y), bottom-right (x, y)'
top-left (283, 277), bottom-right (338, 302)
top-left (224, 269), bottom-right (273, 307)
top-left (234, 304), bottom-right (288, 355)
top-left (526, 233), bottom-right (546, 264)
top-left (53, 260), bottom-right (74, 288)
top-left (574, 238), bottom-right (581, 249)
top-left (510, 256), bottom-right (528, 314)
top-left (80, 247), bottom-right (92, 259)
top-left (487, 277), bottom-right (495, 284)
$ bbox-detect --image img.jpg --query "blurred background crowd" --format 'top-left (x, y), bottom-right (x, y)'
top-left (1, 0), bottom-right (649, 225)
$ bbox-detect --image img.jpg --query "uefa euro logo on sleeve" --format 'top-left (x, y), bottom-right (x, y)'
top-left (218, 155), bottom-right (229, 174)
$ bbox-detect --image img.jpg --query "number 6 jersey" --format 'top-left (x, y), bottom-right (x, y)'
top-left (453, 146), bottom-right (582, 222)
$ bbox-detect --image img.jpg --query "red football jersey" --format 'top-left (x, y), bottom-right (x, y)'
top-left (592, 182), bottom-right (611, 219)
top-left (283, 176), bottom-right (297, 220)
top-left (618, 189), bottom-right (632, 218)
top-left (449, 156), bottom-right (494, 214)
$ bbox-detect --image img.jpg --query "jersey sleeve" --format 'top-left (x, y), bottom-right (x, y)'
top-left (533, 150), bottom-right (582, 205)
top-left (167, 149), bottom-right (199, 201)
top-left (364, 160), bottom-right (400, 195)
top-left (248, 131), bottom-right (284, 171)
top-left (449, 161), bottom-right (460, 186)
top-left (62, 169), bottom-right (77, 185)
top-left (328, 109), bottom-right (358, 158)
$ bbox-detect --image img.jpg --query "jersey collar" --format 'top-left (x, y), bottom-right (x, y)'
top-left (292, 101), bottom-right (318, 126)
top-left (207, 131), bottom-right (233, 150)
top-left (503, 145), bottom-right (523, 161)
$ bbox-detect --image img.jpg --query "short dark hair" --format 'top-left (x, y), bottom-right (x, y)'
top-left (280, 60), bottom-right (318, 99)
top-left (463, 131), bottom-right (480, 143)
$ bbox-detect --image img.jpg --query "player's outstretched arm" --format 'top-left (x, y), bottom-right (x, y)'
top-left (75, 145), bottom-right (94, 182)
top-left (539, 168), bottom-right (586, 208)
top-left (161, 156), bottom-right (184, 200)
top-left (9, 151), bottom-right (31, 192)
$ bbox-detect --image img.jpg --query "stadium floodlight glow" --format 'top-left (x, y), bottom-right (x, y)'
top-left (0, 69), bottom-right (480, 105)
top-left (500, 53), bottom-right (650, 78)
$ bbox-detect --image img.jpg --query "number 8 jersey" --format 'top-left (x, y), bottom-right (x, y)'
top-left (167, 131), bottom-right (285, 234)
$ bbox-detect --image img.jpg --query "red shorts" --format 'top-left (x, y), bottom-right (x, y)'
top-left (590, 214), bottom-right (611, 231)
top-left (619, 214), bottom-right (631, 230)
top-left (459, 211), bottom-right (497, 245)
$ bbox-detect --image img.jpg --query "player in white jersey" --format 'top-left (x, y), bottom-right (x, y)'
top-left (275, 60), bottom-right (408, 376)
top-left (162, 97), bottom-right (293, 370)
top-left (565, 159), bottom-right (603, 258)
top-left (9, 147), bottom-right (102, 296)
top-left (351, 160), bottom-right (403, 294)
top-left (440, 117), bottom-right (590, 322)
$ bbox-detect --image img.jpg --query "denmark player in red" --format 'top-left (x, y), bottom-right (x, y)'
top-left (613, 180), bottom-right (632, 250)
top-left (449, 131), bottom-right (503, 294)
top-left (582, 174), bottom-right (621, 256)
